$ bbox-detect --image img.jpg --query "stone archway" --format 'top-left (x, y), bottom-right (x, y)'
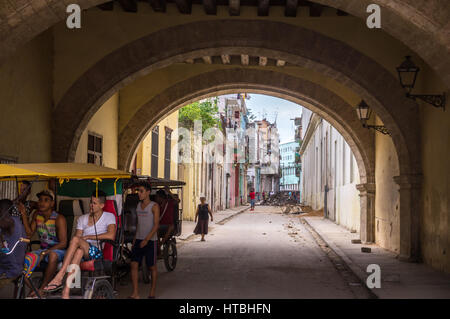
top-left (118, 68), bottom-right (378, 245)
top-left (1, 1), bottom-right (449, 87)
top-left (119, 68), bottom-right (374, 181)
top-left (50, 19), bottom-right (421, 260)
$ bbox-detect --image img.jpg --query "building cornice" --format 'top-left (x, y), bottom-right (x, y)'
top-left (298, 113), bottom-right (321, 155)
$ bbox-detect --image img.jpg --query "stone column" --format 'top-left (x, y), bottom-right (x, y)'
top-left (394, 174), bottom-right (422, 262)
top-left (356, 182), bottom-right (376, 244)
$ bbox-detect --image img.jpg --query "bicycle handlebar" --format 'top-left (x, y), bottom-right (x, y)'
top-left (1, 237), bottom-right (29, 255)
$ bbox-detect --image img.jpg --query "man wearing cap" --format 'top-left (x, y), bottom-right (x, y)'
top-left (21, 189), bottom-right (67, 297)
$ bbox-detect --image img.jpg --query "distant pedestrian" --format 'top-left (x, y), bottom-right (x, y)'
top-left (249, 189), bottom-right (256, 211)
top-left (194, 197), bottom-right (213, 241)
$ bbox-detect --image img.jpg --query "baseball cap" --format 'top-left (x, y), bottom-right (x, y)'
top-left (36, 189), bottom-right (54, 201)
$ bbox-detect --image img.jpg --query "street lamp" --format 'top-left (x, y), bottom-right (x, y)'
top-left (396, 56), bottom-right (446, 110)
top-left (356, 100), bottom-right (390, 135)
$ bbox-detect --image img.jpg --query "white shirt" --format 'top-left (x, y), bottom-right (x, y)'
top-left (76, 211), bottom-right (116, 247)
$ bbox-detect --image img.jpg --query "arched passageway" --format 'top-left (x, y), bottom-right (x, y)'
top-left (48, 20), bottom-right (421, 261)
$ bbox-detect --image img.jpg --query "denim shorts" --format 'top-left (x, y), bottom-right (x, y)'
top-left (34, 249), bottom-right (66, 263)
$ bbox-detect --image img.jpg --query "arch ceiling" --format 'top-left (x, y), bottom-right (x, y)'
top-left (0, 0), bottom-right (449, 86)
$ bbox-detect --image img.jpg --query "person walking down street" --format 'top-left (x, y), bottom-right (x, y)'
top-left (194, 197), bottom-right (213, 241)
top-left (249, 189), bottom-right (256, 211)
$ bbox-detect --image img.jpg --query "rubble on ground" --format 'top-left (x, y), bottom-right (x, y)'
top-left (259, 192), bottom-right (305, 214)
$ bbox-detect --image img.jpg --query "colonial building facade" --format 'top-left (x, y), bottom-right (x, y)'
top-left (300, 109), bottom-right (360, 232)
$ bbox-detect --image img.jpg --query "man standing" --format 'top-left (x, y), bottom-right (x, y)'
top-left (43, 190), bottom-right (116, 299)
top-left (21, 190), bottom-right (67, 298)
top-left (249, 189), bottom-right (256, 211)
top-left (129, 181), bottom-right (160, 299)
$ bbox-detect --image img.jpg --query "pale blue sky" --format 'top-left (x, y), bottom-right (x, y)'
top-left (245, 94), bottom-right (303, 144)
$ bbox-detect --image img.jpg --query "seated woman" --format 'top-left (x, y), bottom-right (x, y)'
top-left (0, 199), bottom-right (27, 291)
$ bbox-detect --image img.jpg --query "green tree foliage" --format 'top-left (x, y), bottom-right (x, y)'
top-left (179, 98), bottom-right (220, 134)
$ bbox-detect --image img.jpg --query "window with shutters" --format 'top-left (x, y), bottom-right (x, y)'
top-left (0, 156), bottom-right (18, 200)
top-left (151, 126), bottom-right (159, 177)
top-left (87, 133), bottom-right (103, 165)
top-left (164, 127), bottom-right (172, 179)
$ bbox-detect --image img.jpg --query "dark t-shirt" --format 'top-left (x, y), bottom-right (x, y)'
top-left (0, 216), bottom-right (27, 279)
top-left (198, 204), bottom-right (209, 220)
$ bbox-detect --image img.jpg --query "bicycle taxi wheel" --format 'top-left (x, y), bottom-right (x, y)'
top-left (163, 239), bottom-right (177, 272)
top-left (86, 279), bottom-right (115, 299)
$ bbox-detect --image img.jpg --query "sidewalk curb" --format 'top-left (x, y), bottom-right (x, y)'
top-left (215, 206), bottom-right (250, 225)
top-left (301, 217), bottom-right (380, 299)
top-left (180, 206), bottom-right (250, 242)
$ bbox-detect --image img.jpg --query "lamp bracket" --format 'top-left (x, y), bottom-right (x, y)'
top-left (363, 124), bottom-right (390, 135)
top-left (407, 92), bottom-right (446, 110)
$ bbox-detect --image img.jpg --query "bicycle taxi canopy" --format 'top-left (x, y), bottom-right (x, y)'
top-left (127, 175), bottom-right (185, 190)
top-left (0, 163), bottom-right (131, 182)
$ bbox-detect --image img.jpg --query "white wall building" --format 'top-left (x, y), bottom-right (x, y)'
top-left (300, 109), bottom-right (361, 232)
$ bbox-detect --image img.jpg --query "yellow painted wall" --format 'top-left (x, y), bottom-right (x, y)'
top-left (74, 93), bottom-right (119, 169)
top-left (374, 115), bottom-right (401, 254)
top-left (135, 110), bottom-right (179, 180)
top-left (178, 161), bottom-right (197, 221)
top-left (419, 69), bottom-right (450, 272)
top-left (0, 31), bottom-right (53, 163)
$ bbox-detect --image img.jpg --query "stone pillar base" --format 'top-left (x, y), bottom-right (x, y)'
top-left (356, 182), bottom-right (376, 244)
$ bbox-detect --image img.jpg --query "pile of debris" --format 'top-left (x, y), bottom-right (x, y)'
top-left (261, 192), bottom-right (305, 214)
top-left (263, 192), bottom-right (299, 206)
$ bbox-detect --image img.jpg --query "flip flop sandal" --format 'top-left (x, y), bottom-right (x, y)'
top-left (127, 296), bottom-right (139, 299)
top-left (44, 283), bottom-right (63, 292)
top-left (147, 296), bottom-right (155, 299)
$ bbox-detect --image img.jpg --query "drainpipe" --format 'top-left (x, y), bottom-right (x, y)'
top-left (324, 184), bottom-right (329, 219)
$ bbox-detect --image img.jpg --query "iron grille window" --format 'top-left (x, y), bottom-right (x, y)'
top-left (164, 127), bottom-right (172, 179)
top-left (151, 126), bottom-right (159, 177)
top-left (87, 133), bottom-right (103, 165)
top-left (0, 156), bottom-right (18, 200)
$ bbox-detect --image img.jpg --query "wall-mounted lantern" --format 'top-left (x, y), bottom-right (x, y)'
top-left (356, 100), bottom-right (390, 135)
top-left (396, 56), bottom-right (446, 110)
